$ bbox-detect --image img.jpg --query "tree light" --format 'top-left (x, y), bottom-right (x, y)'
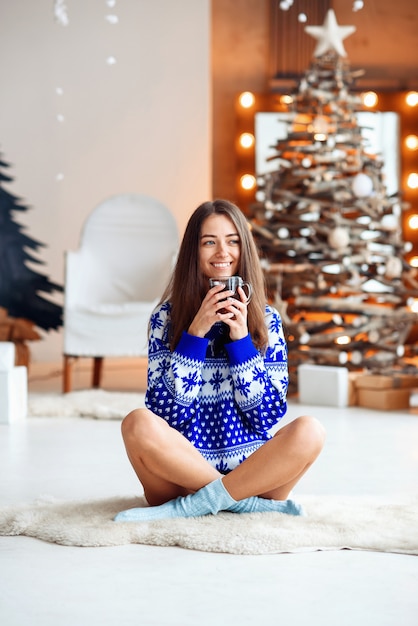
top-left (335, 336), bottom-right (350, 345)
top-left (280, 94), bottom-right (293, 105)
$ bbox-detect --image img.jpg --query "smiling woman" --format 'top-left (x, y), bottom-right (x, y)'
top-left (112, 198), bottom-right (326, 523)
top-left (158, 199), bottom-right (269, 351)
top-left (199, 214), bottom-right (241, 279)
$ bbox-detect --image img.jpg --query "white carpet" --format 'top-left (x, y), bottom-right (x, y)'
top-left (1, 494), bottom-right (417, 555)
top-left (28, 390), bottom-right (146, 419)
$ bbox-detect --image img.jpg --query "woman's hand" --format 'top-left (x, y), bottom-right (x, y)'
top-left (187, 284), bottom-right (235, 338)
top-left (221, 286), bottom-right (249, 341)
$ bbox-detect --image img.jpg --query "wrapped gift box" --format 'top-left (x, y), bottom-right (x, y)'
top-left (0, 366), bottom-right (27, 423)
top-left (0, 341), bottom-right (15, 371)
top-left (357, 388), bottom-right (411, 411)
top-left (354, 374), bottom-right (418, 410)
top-left (298, 364), bottom-right (349, 407)
top-left (355, 374), bottom-right (418, 390)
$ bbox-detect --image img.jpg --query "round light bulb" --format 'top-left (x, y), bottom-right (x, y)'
top-left (408, 215), bottom-right (418, 229)
top-left (407, 173), bottom-right (418, 189)
top-left (406, 91), bottom-right (418, 107)
top-left (239, 133), bottom-right (254, 149)
top-left (335, 336), bottom-right (350, 345)
top-left (240, 174), bottom-right (256, 190)
top-left (280, 94), bottom-right (293, 105)
top-left (361, 91), bottom-right (378, 107)
top-left (238, 92), bottom-right (255, 108)
top-left (405, 135), bottom-right (418, 150)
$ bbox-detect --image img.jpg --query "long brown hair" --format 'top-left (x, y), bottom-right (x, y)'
top-left (159, 199), bottom-right (268, 351)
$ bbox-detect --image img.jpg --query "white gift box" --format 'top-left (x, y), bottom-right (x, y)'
top-left (298, 364), bottom-right (349, 407)
top-left (0, 366), bottom-right (28, 423)
top-left (0, 342), bottom-right (15, 371)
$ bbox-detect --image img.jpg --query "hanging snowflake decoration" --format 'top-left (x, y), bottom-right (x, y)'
top-left (54, 0), bottom-right (69, 26)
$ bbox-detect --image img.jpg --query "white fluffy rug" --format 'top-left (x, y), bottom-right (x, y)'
top-left (1, 494), bottom-right (417, 555)
top-left (28, 390), bottom-right (146, 419)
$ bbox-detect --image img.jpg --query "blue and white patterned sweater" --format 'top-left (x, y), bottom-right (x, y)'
top-left (145, 301), bottom-right (289, 473)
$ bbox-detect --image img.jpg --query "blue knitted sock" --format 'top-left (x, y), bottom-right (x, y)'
top-left (114, 477), bottom-right (236, 522)
top-left (227, 496), bottom-right (305, 516)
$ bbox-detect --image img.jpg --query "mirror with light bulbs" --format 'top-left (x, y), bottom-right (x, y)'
top-left (254, 111), bottom-right (400, 196)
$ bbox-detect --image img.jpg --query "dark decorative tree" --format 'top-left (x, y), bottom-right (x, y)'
top-left (0, 152), bottom-right (63, 335)
top-left (247, 10), bottom-right (418, 392)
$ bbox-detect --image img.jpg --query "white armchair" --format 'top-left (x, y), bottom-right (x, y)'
top-left (63, 193), bottom-right (179, 392)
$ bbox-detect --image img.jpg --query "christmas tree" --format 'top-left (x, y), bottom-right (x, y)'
top-left (247, 10), bottom-right (418, 391)
top-left (0, 152), bottom-right (63, 355)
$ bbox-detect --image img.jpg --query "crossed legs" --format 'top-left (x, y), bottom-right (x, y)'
top-left (116, 408), bottom-right (325, 520)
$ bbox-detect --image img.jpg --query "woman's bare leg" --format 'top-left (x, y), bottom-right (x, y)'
top-left (115, 412), bottom-right (325, 522)
top-left (121, 408), bottom-right (220, 505)
top-left (223, 415), bottom-right (326, 501)
top-left (122, 409), bottom-right (325, 506)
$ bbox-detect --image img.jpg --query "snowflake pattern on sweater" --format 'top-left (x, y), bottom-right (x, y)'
top-left (145, 302), bottom-right (289, 473)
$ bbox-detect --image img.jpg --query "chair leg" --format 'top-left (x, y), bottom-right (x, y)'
top-left (92, 357), bottom-right (103, 388)
top-left (63, 355), bottom-right (74, 393)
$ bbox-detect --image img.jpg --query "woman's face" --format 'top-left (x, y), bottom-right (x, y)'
top-left (199, 213), bottom-right (241, 279)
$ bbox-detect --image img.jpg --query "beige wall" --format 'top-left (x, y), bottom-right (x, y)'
top-left (0, 0), bottom-right (211, 362)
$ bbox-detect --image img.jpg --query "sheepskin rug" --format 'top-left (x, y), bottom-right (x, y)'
top-left (1, 494), bottom-right (417, 555)
top-left (28, 390), bottom-right (145, 419)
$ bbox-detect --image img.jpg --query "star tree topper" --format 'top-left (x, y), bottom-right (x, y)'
top-left (305, 9), bottom-right (356, 57)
